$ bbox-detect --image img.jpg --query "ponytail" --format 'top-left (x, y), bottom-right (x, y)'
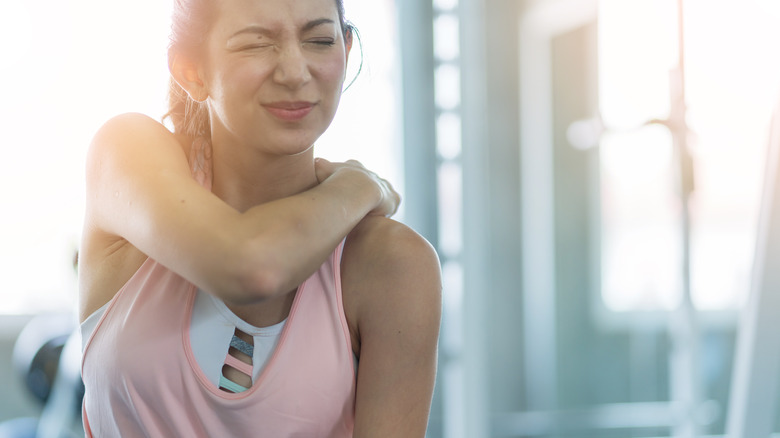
top-left (162, 0), bottom-right (213, 138)
top-left (163, 77), bottom-right (210, 138)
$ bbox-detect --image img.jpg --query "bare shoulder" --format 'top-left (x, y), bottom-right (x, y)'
top-left (341, 216), bottom-right (442, 355)
top-left (84, 113), bottom-right (192, 224)
top-left (84, 112), bottom-right (187, 235)
top-left (94, 112), bottom-right (173, 140)
top-left (88, 112), bottom-right (184, 161)
top-left (85, 112), bottom-right (187, 192)
top-left (342, 216), bottom-right (441, 290)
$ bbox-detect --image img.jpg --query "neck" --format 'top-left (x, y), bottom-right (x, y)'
top-left (208, 138), bottom-right (318, 213)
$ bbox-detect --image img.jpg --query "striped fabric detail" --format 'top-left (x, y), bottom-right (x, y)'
top-left (224, 353), bottom-right (253, 376)
top-left (219, 375), bottom-right (249, 393)
top-left (219, 330), bottom-right (254, 393)
top-left (230, 335), bottom-right (254, 357)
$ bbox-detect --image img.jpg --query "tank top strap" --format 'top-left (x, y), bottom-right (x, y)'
top-left (190, 137), bottom-right (213, 190)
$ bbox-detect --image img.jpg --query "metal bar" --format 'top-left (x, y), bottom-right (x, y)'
top-left (458, 0), bottom-right (491, 435)
top-left (398, 0), bottom-right (439, 248)
top-left (492, 401), bottom-right (718, 437)
top-left (665, 2), bottom-right (702, 436)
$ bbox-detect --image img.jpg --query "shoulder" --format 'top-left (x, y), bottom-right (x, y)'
top-left (341, 216), bottom-right (441, 354)
top-left (89, 112), bottom-right (186, 156)
top-left (94, 112), bottom-right (171, 138)
top-left (343, 216), bottom-right (441, 289)
top-left (85, 113), bottom-right (192, 195)
top-left (82, 112), bottom-right (192, 250)
top-left (92, 112), bottom-right (170, 143)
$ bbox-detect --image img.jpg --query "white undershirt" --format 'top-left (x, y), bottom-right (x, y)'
top-left (190, 289), bottom-right (285, 384)
top-left (80, 289), bottom-right (285, 386)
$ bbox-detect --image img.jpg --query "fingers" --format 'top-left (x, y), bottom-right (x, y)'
top-left (370, 175), bottom-right (401, 218)
top-left (315, 158), bottom-right (369, 183)
top-left (314, 158), bottom-right (335, 183)
top-left (390, 191), bottom-right (401, 217)
top-left (314, 157), bottom-right (402, 217)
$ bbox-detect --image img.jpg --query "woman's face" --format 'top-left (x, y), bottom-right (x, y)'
top-left (201, 0), bottom-right (350, 155)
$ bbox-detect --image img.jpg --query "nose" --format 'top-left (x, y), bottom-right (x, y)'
top-left (273, 45), bottom-right (311, 89)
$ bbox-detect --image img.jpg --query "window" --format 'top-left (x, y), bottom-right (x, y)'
top-left (0, 0), bottom-right (173, 314)
top-left (598, 0), bottom-right (780, 313)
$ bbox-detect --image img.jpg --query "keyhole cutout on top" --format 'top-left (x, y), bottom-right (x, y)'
top-left (219, 329), bottom-right (254, 393)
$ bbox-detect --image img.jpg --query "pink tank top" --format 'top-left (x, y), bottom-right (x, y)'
top-left (81, 138), bottom-right (356, 437)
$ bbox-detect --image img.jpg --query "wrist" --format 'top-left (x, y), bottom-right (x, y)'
top-left (331, 167), bottom-right (381, 211)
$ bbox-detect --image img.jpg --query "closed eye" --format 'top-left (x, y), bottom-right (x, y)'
top-left (306, 39), bottom-right (336, 47)
top-left (236, 43), bottom-right (273, 51)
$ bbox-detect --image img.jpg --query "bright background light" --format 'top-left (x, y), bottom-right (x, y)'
top-left (0, 0), bottom-right (400, 315)
top-left (598, 0), bottom-right (780, 312)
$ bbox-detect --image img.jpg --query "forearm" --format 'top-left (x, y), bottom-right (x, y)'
top-left (223, 169), bottom-right (381, 304)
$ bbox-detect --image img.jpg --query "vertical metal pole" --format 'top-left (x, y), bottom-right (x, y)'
top-left (459, 0), bottom-right (492, 435)
top-left (518, 24), bottom-right (559, 415)
top-left (666, 1), bottom-right (701, 436)
top-left (398, 0), bottom-right (439, 248)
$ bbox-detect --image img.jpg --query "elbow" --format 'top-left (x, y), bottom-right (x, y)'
top-left (216, 226), bottom-right (313, 303)
top-left (208, 262), bottom-right (285, 306)
top-left (213, 234), bottom-right (291, 304)
top-left (236, 265), bottom-right (287, 302)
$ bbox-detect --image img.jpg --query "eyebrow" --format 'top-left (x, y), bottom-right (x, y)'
top-left (228, 18), bottom-right (336, 40)
top-left (302, 18), bottom-right (336, 33)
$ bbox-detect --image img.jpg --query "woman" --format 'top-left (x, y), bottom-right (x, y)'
top-left (78, 0), bottom-right (442, 436)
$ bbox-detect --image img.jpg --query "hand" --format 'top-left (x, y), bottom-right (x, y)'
top-left (315, 158), bottom-right (401, 218)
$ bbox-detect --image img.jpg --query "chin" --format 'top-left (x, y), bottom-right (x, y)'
top-left (267, 131), bottom-right (321, 156)
top-left (278, 122), bottom-right (331, 153)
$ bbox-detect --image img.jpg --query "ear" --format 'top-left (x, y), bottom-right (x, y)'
top-left (169, 52), bottom-right (209, 103)
top-left (344, 26), bottom-right (354, 64)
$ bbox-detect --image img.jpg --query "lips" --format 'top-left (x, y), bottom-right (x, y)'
top-left (262, 101), bottom-right (316, 121)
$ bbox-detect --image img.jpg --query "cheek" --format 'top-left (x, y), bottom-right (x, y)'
top-left (310, 57), bottom-right (347, 128)
top-left (223, 59), bottom-right (274, 96)
top-left (314, 55), bottom-right (348, 91)
top-left (207, 61), bottom-right (270, 129)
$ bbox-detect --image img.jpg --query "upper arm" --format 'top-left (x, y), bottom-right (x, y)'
top-left (342, 217), bottom-right (442, 437)
top-left (84, 113), bottom-right (250, 299)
